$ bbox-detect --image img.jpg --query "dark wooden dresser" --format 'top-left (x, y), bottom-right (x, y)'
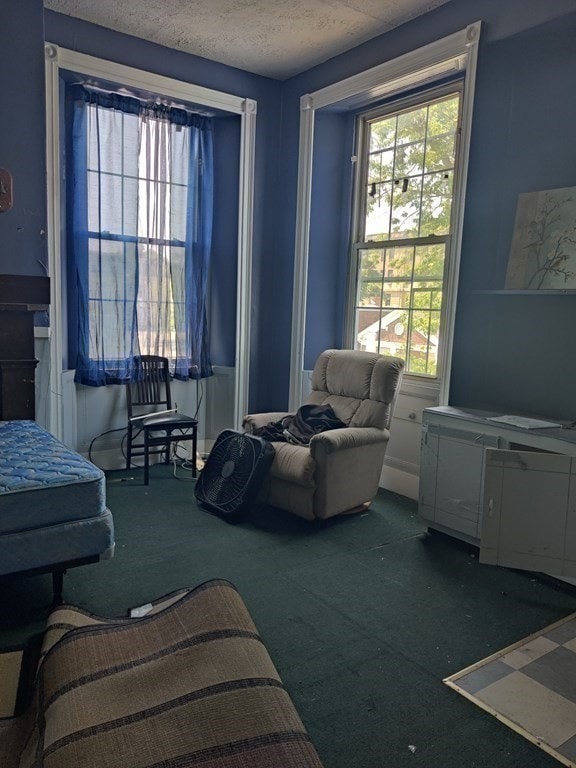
top-left (0, 274), bottom-right (50, 420)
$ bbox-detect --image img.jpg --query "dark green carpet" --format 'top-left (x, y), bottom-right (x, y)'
top-left (2, 465), bottom-right (576, 768)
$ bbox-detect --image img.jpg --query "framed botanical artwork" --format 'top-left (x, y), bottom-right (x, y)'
top-left (505, 186), bottom-right (576, 290)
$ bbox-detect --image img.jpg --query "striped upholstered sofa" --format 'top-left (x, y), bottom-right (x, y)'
top-left (0, 579), bottom-right (324, 768)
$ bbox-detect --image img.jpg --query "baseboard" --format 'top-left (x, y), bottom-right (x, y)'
top-left (88, 439), bottom-right (197, 472)
top-left (379, 463), bottom-right (419, 500)
top-left (87, 447), bottom-right (126, 471)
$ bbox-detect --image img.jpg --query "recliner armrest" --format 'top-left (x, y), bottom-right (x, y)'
top-left (243, 412), bottom-right (291, 433)
top-left (309, 426), bottom-right (389, 456)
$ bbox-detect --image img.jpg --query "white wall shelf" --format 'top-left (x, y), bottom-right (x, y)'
top-left (472, 289), bottom-right (576, 295)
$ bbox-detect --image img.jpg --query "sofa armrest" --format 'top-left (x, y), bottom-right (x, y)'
top-left (309, 426), bottom-right (388, 457)
top-left (243, 412), bottom-right (291, 434)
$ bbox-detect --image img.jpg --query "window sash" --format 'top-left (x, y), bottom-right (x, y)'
top-left (349, 82), bottom-right (463, 381)
top-left (352, 237), bottom-right (448, 377)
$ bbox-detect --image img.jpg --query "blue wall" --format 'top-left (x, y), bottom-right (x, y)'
top-left (2, 0), bottom-right (576, 418)
top-left (305, 111), bottom-right (355, 369)
top-left (0, 0), bottom-right (47, 275)
top-left (279, 0), bottom-right (576, 419)
top-left (210, 115), bottom-right (240, 367)
top-left (451, 11), bottom-right (576, 418)
top-left (43, 11), bottom-right (284, 410)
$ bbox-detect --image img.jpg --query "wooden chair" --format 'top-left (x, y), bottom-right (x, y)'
top-left (126, 355), bottom-right (198, 484)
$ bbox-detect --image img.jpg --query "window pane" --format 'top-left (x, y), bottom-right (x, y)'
top-left (88, 239), bottom-right (136, 300)
top-left (411, 284), bottom-right (442, 310)
top-left (138, 178), bottom-right (171, 239)
top-left (381, 280), bottom-right (411, 308)
top-left (356, 308), bottom-right (408, 360)
top-left (370, 116), bottom-right (396, 152)
top-left (413, 244), bottom-right (445, 279)
top-left (357, 279), bottom-right (383, 307)
top-left (354, 242), bottom-right (447, 375)
top-left (357, 248), bottom-right (383, 306)
top-left (386, 247), bottom-right (414, 279)
top-left (358, 248), bottom-right (382, 278)
top-left (394, 141), bottom-right (424, 179)
top-left (391, 179), bottom-right (421, 238)
top-left (356, 306), bottom-right (382, 343)
top-left (420, 171), bottom-right (453, 236)
top-left (383, 309), bottom-right (408, 360)
top-left (123, 176), bottom-right (138, 236)
top-left (87, 239), bottom-right (137, 359)
top-left (368, 147), bottom-right (394, 183)
top-left (170, 184), bottom-right (188, 242)
top-left (170, 127), bottom-right (190, 185)
top-left (88, 170), bottom-right (124, 234)
top-left (397, 107), bottom-right (427, 145)
top-left (428, 96), bottom-right (459, 137)
top-left (169, 246), bottom-right (186, 302)
top-left (365, 181), bottom-right (392, 241)
top-left (425, 133), bottom-right (456, 174)
top-left (410, 310), bottom-right (441, 376)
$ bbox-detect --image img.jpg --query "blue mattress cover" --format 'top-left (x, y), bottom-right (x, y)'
top-left (0, 420), bottom-right (106, 535)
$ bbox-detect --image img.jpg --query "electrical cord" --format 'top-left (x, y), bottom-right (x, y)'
top-left (194, 379), bottom-right (204, 421)
top-left (89, 380), bottom-right (202, 472)
top-left (89, 426), bottom-right (149, 470)
top-left (88, 427), bottom-right (127, 465)
top-left (171, 441), bottom-right (198, 480)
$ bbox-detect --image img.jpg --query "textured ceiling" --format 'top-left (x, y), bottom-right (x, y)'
top-left (45, 0), bottom-right (452, 80)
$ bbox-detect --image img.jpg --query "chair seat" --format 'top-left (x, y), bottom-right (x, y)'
top-left (140, 413), bottom-right (197, 430)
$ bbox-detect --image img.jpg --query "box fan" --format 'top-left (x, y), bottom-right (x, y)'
top-left (194, 430), bottom-right (275, 522)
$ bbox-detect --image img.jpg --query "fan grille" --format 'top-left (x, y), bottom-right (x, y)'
top-left (196, 432), bottom-right (265, 514)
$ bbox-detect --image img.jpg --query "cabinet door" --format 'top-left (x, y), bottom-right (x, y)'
top-left (419, 425), bottom-right (438, 524)
top-left (420, 424), bottom-right (499, 538)
top-left (480, 449), bottom-right (576, 577)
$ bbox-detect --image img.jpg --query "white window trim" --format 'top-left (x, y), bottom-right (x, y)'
top-left (289, 22), bottom-right (481, 411)
top-left (45, 43), bottom-right (256, 439)
top-left (350, 81), bottom-right (462, 383)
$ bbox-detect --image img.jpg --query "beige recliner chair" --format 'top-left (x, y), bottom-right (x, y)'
top-left (243, 349), bottom-right (404, 520)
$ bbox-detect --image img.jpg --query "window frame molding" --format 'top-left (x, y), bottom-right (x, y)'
top-left (289, 22), bottom-right (481, 410)
top-left (45, 43), bottom-right (256, 439)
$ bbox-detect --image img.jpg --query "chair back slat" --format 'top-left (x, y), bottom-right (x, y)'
top-left (127, 356), bottom-right (172, 416)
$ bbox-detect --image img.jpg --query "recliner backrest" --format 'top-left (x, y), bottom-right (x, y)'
top-left (307, 349), bottom-right (404, 430)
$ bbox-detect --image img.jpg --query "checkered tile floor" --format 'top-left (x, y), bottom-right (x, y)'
top-left (445, 612), bottom-right (576, 767)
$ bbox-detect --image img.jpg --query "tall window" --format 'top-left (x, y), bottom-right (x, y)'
top-left (352, 86), bottom-right (462, 377)
top-left (68, 86), bottom-right (214, 386)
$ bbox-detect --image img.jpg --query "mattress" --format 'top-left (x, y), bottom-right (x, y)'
top-left (0, 420), bottom-right (114, 575)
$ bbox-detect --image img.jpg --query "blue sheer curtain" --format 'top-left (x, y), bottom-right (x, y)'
top-left (68, 85), bottom-right (214, 385)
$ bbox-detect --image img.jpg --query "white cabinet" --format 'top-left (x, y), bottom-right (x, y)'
top-left (419, 406), bottom-right (576, 579)
top-left (420, 419), bottom-right (500, 540)
top-left (481, 449), bottom-right (576, 578)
